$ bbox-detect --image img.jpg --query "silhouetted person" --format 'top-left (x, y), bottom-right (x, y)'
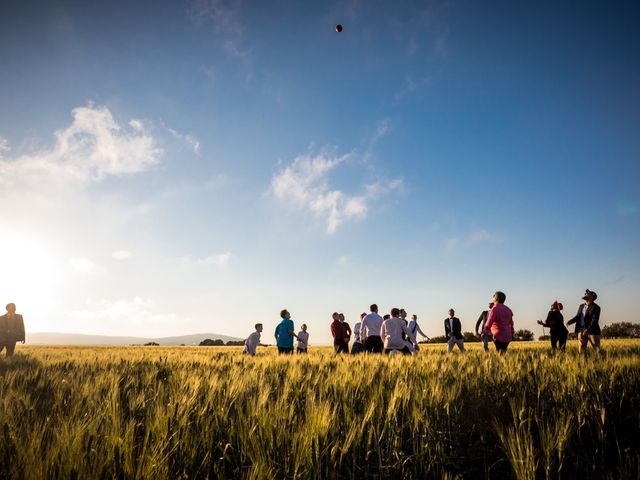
top-left (444, 309), bottom-right (464, 352)
top-left (567, 289), bottom-right (601, 353)
top-left (482, 291), bottom-right (514, 354)
top-left (475, 303), bottom-right (495, 352)
top-left (537, 301), bottom-right (568, 350)
top-left (0, 303), bottom-right (25, 357)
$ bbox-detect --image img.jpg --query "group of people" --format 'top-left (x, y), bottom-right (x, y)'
top-left (244, 289), bottom-right (603, 356)
top-left (0, 303), bottom-right (25, 357)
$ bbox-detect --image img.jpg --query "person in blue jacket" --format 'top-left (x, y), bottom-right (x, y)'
top-left (274, 309), bottom-right (298, 354)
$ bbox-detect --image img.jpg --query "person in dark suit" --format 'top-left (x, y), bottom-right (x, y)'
top-left (444, 309), bottom-right (464, 352)
top-left (0, 303), bottom-right (25, 357)
top-left (475, 303), bottom-right (494, 352)
top-left (537, 300), bottom-right (569, 350)
top-left (567, 289), bottom-right (601, 353)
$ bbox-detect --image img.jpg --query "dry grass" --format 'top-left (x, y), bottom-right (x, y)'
top-left (0, 340), bottom-right (638, 479)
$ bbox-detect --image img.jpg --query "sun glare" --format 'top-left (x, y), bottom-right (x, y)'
top-left (0, 231), bottom-right (62, 326)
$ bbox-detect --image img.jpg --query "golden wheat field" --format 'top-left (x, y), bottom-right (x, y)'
top-left (0, 341), bottom-right (639, 479)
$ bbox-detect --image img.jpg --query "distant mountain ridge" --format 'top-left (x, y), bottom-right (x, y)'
top-left (26, 332), bottom-right (242, 346)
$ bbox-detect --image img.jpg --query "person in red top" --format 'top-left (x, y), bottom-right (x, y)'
top-left (482, 291), bottom-right (514, 354)
top-left (330, 312), bottom-right (349, 353)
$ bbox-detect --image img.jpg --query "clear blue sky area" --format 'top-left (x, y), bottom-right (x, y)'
top-left (0, 0), bottom-right (638, 343)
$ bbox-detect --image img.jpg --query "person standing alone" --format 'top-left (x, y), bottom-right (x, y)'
top-left (444, 309), bottom-right (465, 352)
top-left (0, 303), bottom-right (25, 357)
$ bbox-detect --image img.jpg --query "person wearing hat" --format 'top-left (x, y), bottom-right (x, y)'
top-left (537, 301), bottom-right (569, 350)
top-left (567, 289), bottom-right (601, 353)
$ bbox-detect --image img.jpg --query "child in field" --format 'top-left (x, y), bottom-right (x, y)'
top-left (297, 324), bottom-right (309, 353)
top-left (244, 323), bottom-right (264, 356)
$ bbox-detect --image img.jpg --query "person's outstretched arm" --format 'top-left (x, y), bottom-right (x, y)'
top-left (416, 323), bottom-right (429, 340)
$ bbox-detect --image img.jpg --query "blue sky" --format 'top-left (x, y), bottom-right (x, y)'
top-left (0, 0), bottom-right (638, 344)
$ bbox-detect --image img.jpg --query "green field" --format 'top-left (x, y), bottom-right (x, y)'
top-left (1, 341), bottom-right (639, 479)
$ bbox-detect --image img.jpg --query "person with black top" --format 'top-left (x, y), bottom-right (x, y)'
top-left (444, 309), bottom-right (464, 352)
top-left (0, 303), bottom-right (25, 357)
top-left (475, 303), bottom-right (494, 352)
top-left (567, 289), bottom-right (602, 353)
top-left (537, 301), bottom-right (569, 350)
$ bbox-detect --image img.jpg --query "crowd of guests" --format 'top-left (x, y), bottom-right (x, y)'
top-left (243, 289), bottom-right (603, 356)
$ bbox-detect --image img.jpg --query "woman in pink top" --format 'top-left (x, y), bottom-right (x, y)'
top-left (482, 291), bottom-right (514, 354)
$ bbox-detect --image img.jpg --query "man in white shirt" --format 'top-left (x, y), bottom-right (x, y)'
top-left (351, 312), bottom-right (366, 354)
top-left (407, 314), bottom-right (430, 351)
top-left (296, 324), bottom-right (309, 354)
top-left (381, 308), bottom-right (418, 354)
top-left (243, 323), bottom-right (264, 356)
top-left (361, 304), bottom-right (384, 353)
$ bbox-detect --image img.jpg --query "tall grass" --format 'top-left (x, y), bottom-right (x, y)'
top-left (0, 341), bottom-right (638, 479)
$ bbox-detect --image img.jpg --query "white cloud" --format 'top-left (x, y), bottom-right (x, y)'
top-left (445, 228), bottom-right (505, 253)
top-left (270, 150), bottom-right (400, 234)
top-left (0, 136), bottom-right (9, 158)
top-left (178, 252), bottom-right (234, 268)
top-left (205, 173), bottom-right (230, 190)
top-left (197, 252), bottom-right (233, 267)
top-left (338, 255), bottom-right (349, 266)
top-left (167, 127), bottom-right (201, 154)
top-left (67, 297), bottom-right (189, 330)
top-left (0, 105), bottom-right (162, 186)
top-left (69, 256), bottom-right (107, 274)
top-left (111, 250), bottom-right (132, 260)
top-left (187, 0), bottom-right (251, 64)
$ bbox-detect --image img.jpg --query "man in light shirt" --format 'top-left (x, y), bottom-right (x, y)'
top-left (407, 314), bottom-right (430, 351)
top-left (351, 312), bottom-right (366, 354)
top-left (381, 308), bottom-right (418, 355)
top-left (243, 323), bottom-right (264, 356)
top-left (296, 324), bottom-right (309, 354)
top-left (361, 304), bottom-right (384, 353)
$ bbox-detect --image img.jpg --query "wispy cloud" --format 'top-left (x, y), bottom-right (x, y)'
top-left (178, 252), bottom-right (234, 268)
top-left (445, 228), bottom-right (505, 253)
top-left (111, 250), bottom-right (132, 261)
top-left (0, 136), bottom-right (9, 158)
top-left (67, 297), bottom-right (190, 331)
top-left (270, 149), bottom-right (403, 234)
top-left (0, 104), bottom-right (162, 187)
top-left (187, 0), bottom-right (252, 64)
top-left (69, 257), bottom-right (107, 274)
top-left (166, 127), bottom-right (201, 154)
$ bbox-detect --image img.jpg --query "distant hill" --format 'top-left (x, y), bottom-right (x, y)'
top-left (26, 332), bottom-right (243, 346)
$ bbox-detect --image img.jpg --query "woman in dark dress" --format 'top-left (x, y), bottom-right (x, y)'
top-left (538, 301), bottom-right (569, 350)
